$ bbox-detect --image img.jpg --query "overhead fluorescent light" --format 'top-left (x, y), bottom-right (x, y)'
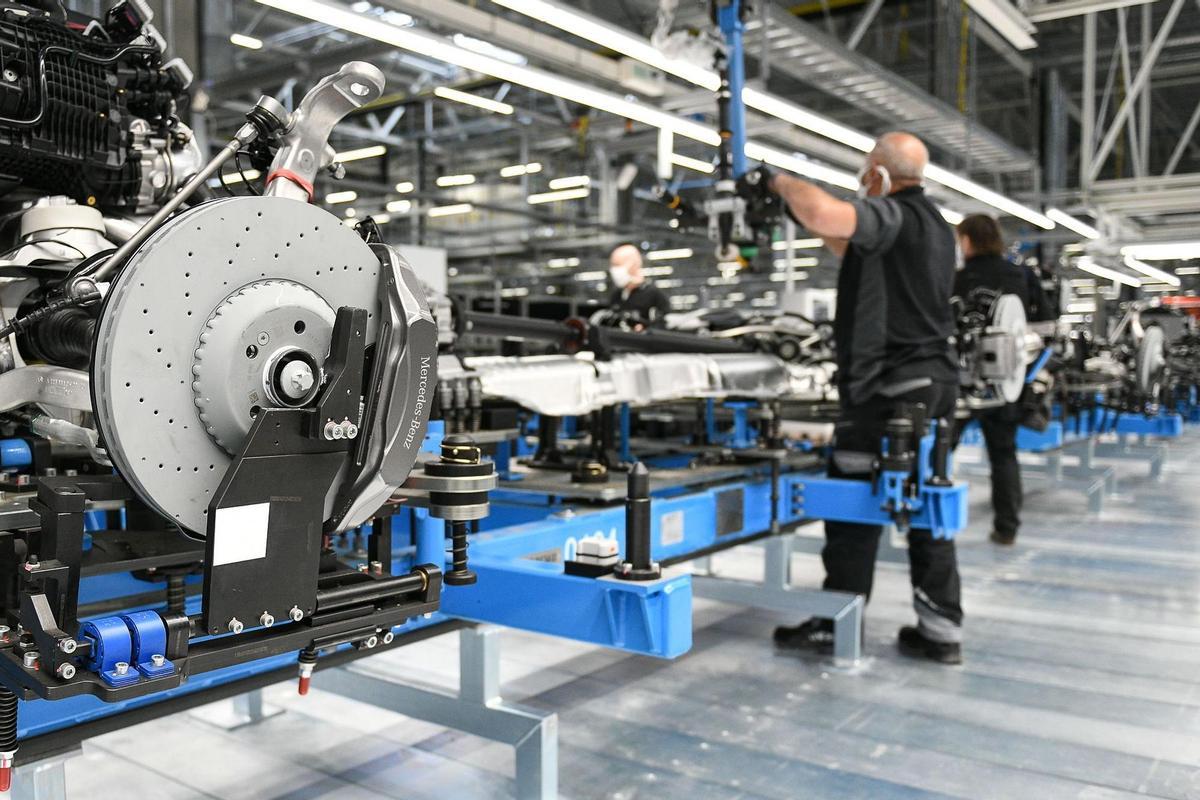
top-left (490, 0), bottom-right (721, 91)
top-left (574, 270), bottom-right (608, 281)
top-left (394, 181), bottom-right (415, 194)
top-left (1076, 257), bottom-right (1141, 287)
top-left (642, 265), bottom-right (674, 276)
top-left (230, 33), bottom-right (264, 50)
top-left (671, 153), bottom-right (715, 174)
top-left (1176, 266), bottom-right (1200, 276)
top-left (371, 213), bottom-right (391, 224)
top-left (428, 203), bottom-right (474, 217)
top-left (1066, 301), bottom-right (1096, 313)
top-left (255, 0), bottom-right (720, 147)
top-left (745, 142), bottom-right (859, 191)
top-left (1124, 255), bottom-right (1181, 287)
top-left (325, 190), bottom-right (357, 204)
top-left (385, 199), bottom-right (412, 213)
top-left (774, 257), bottom-right (820, 268)
top-left (451, 33), bottom-right (526, 65)
top-left (434, 85), bottom-right (514, 115)
top-left (1121, 241), bottom-right (1200, 261)
top-left (770, 271), bottom-right (809, 282)
top-left (742, 89), bottom-right (876, 152)
top-left (1046, 208), bottom-right (1100, 240)
top-left (924, 165), bottom-right (1053, 229)
top-left (500, 162), bottom-right (543, 177)
top-left (334, 144), bottom-right (387, 162)
top-left (436, 173), bottom-right (476, 187)
top-left (771, 238), bottom-right (823, 251)
top-left (344, 207), bottom-right (357, 218)
top-left (548, 175), bottom-right (590, 190)
top-left (963, 0), bottom-right (1037, 51)
top-left (528, 187), bottom-right (590, 204)
top-left (1142, 283), bottom-right (1176, 293)
top-left (547, 257), bottom-right (580, 268)
top-left (939, 208), bottom-right (965, 225)
top-left (374, 0), bottom-right (1051, 225)
top-left (647, 248), bottom-right (693, 260)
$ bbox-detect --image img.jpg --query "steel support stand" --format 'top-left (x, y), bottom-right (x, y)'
top-left (12, 750), bottom-right (74, 800)
top-left (691, 533), bottom-right (864, 667)
top-left (317, 626), bottom-right (558, 800)
top-left (190, 687), bottom-right (285, 730)
top-left (956, 447), bottom-right (1110, 513)
top-left (1094, 438), bottom-right (1168, 480)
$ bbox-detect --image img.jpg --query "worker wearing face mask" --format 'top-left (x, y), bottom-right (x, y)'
top-left (607, 243), bottom-right (671, 326)
top-left (749, 131), bottom-right (964, 665)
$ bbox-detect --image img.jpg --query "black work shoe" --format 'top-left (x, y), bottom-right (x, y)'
top-left (897, 625), bottom-right (962, 665)
top-left (773, 618), bottom-right (834, 653)
top-left (989, 530), bottom-right (1017, 546)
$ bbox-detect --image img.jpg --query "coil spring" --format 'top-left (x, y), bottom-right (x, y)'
top-left (0, 687), bottom-right (17, 752)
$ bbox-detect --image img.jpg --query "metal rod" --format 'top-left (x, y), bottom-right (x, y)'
top-left (847, 0), bottom-right (886, 51)
top-left (1081, 12), bottom-right (1097, 187)
top-left (1163, 100), bottom-right (1200, 176)
top-left (314, 573), bottom-right (426, 611)
top-left (88, 122), bottom-right (262, 285)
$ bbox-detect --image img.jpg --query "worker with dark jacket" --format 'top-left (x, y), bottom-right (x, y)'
top-left (954, 215), bottom-right (1050, 546)
top-left (762, 131), bottom-right (964, 664)
top-left (607, 243), bottom-right (670, 326)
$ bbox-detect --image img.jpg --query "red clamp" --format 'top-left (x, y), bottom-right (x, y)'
top-left (265, 169), bottom-right (315, 202)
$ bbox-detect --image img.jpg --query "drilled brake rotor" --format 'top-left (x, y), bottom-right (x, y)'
top-left (92, 196), bottom-right (384, 534)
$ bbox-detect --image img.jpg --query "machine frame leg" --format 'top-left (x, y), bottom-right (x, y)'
top-left (690, 533), bottom-right (864, 668)
top-left (190, 687), bottom-right (285, 730)
top-left (317, 626), bottom-right (558, 800)
top-left (12, 750), bottom-right (73, 800)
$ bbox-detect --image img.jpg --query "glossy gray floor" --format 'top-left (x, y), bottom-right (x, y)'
top-left (61, 432), bottom-right (1200, 799)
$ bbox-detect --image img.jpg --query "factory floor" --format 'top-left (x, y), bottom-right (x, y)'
top-left (54, 432), bottom-right (1200, 800)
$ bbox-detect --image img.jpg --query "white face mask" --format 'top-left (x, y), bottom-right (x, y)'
top-left (609, 266), bottom-right (632, 289)
top-left (855, 164), bottom-right (892, 198)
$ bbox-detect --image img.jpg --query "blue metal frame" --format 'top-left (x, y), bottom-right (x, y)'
top-left (716, 0), bottom-right (748, 177)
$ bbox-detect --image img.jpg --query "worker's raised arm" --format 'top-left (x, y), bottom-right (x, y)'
top-left (769, 174), bottom-right (858, 241)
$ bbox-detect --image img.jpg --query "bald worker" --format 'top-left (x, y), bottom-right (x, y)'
top-left (765, 132), bottom-right (964, 664)
top-left (607, 243), bottom-right (670, 326)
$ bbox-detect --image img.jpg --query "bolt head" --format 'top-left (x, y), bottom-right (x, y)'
top-left (382, 631), bottom-right (395, 645)
top-left (151, 654), bottom-right (166, 667)
top-left (364, 635), bottom-right (378, 649)
top-left (289, 606), bottom-right (304, 622)
top-left (227, 618), bottom-right (244, 635)
top-left (343, 422), bottom-right (359, 439)
top-left (56, 663), bottom-right (76, 680)
top-left (114, 661), bottom-right (129, 675)
top-left (58, 638), bottom-right (77, 654)
top-left (257, 332), bottom-right (270, 346)
top-left (259, 612), bottom-right (275, 628)
top-left (21, 651), bottom-right (38, 668)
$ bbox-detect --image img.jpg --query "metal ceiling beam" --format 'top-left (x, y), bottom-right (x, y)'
top-left (1026, 0), bottom-right (1159, 22)
top-left (1087, 0), bottom-right (1185, 183)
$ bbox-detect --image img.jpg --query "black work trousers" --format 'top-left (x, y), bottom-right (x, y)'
top-left (823, 381), bottom-right (964, 643)
top-left (976, 404), bottom-right (1022, 538)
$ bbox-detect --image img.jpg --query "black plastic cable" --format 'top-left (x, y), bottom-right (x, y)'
top-left (0, 291), bottom-right (99, 342)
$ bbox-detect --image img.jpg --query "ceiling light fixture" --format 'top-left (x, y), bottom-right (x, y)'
top-left (325, 190), bottom-right (357, 204)
top-left (771, 238), bottom-right (823, 251)
top-left (334, 144), bottom-right (387, 162)
top-left (1123, 255), bottom-right (1181, 287)
top-left (1076, 257), bottom-right (1141, 287)
top-left (647, 248), bottom-right (693, 260)
top-left (230, 33), bottom-right (264, 50)
top-left (434, 85), bottom-right (514, 115)
top-left (1045, 208), bottom-right (1101, 240)
top-left (500, 162), bottom-right (543, 177)
top-left (436, 173), bottom-right (476, 187)
top-left (1121, 241), bottom-right (1200, 261)
top-left (428, 203), bottom-right (474, 217)
top-left (548, 175), bottom-right (590, 190)
top-left (386, 199), bottom-right (412, 213)
top-left (528, 187), bottom-right (590, 204)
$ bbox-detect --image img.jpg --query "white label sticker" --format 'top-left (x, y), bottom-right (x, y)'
top-left (660, 510), bottom-right (685, 547)
top-left (212, 503), bottom-right (271, 566)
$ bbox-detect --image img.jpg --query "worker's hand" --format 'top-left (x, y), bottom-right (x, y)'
top-left (735, 166), bottom-right (776, 203)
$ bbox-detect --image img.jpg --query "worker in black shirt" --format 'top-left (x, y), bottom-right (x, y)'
top-left (761, 131), bottom-right (964, 664)
top-left (954, 214), bottom-right (1050, 546)
top-left (607, 243), bottom-right (670, 326)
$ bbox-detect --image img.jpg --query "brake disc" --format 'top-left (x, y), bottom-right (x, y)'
top-left (986, 293), bottom-right (1028, 404)
top-left (92, 195), bottom-right (425, 534)
top-left (1136, 325), bottom-right (1166, 395)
